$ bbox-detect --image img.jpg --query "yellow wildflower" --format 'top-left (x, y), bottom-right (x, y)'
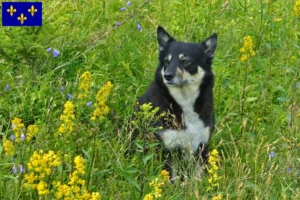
top-left (90, 192), bottom-right (101, 200)
top-left (26, 125), bottom-right (39, 141)
top-left (208, 149), bottom-right (220, 189)
top-left (78, 71), bottom-right (92, 99)
top-left (212, 194), bottom-right (222, 200)
top-left (274, 18), bottom-right (282, 22)
top-left (144, 194), bottom-right (154, 200)
top-left (240, 36), bottom-right (255, 62)
top-left (24, 150), bottom-right (60, 196)
top-left (11, 117), bottom-right (25, 142)
top-left (3, 140), bottom-right (14, 156)
top-left (58, 101), bottom-right (75, 136)
top-left (74, 155), bottom-right (85, 175)
top-left (36, 181), bottom-right (49, 196)
top-left (68, 171), bottom-right (80, 186)
top-left (158, 169), bottom-right (170, 184)
top-left (53, 155), bottom-right (100, 199)
top-left (294, 0), bottom-right (300, 17)
top-left (24, 172), bottom-right (38, 184)
top-left (144, 170), bottom-right (169, 199)
top-left (91, 81), bottom-right (113, 121)
top-left (54, 182), bottom-right (71, 199)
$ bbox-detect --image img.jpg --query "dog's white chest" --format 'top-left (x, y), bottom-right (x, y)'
top-left (160, 84), bottom-right (210, 154)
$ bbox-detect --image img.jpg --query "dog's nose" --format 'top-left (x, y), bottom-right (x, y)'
top-left (164, 73), bottom-right (174, 81)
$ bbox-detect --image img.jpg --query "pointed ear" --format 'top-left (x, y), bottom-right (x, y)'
top-left (202, 33), bottom-right (217, 58)
top-left (157, 26), bottom-right (175, 51)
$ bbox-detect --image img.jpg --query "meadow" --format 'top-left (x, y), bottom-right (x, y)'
top-left (0, 0), bottom-right (299, 199)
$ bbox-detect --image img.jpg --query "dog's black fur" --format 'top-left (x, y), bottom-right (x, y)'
top-left (130, 26), bottom-right (217, 180)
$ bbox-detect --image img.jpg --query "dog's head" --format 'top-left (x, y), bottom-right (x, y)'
top-left (156, 26), bottom-right (217, 87)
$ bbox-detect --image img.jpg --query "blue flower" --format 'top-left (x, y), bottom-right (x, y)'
top-left (137, 24), bottom-right (142, 31)
top-left (12, 166), bottom-right (17, 174)
top-left (5, 84), bottom-right (10, 90)
top-left (20, 133), bottom-right (25, 140)
top-left (47, 47), bottom-right (52, 53)
top-left (121, 7), bottom-right (126, 12)
top-left (87, 102), bottom-right (93, 107)
top-left (116, 22), bottom-right (121, 27)
top-left (269, 151), bottom-right (275, 158)
top-left (53, 49), bottom-right (60, 58)
top-left (20, 165), bottom-right (25, 173)
top-left (287, 167), bottom-right (291, 173)
top-left (126, 1), bottom-right (131, 6)
top-left (60, 86), bottom-right (65, 92)
top-left (67, 94), bottom-right (73, 100)
top-left (9, 134), bottom-right (15, 141)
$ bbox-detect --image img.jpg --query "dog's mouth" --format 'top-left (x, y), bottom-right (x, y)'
top-left (165, 80), bottom-right (188, 87)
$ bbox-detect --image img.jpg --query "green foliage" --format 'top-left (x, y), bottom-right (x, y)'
top-left (0, 0), bottom-right (299, 199)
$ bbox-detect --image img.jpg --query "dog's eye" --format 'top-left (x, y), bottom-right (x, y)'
top-left (164, 59), bottom-right (170, 65)
top-left (181, 59), bottom-right (191, 65)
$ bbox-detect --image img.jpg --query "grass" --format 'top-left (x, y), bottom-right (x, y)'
top-left (0, 0), bottom-right (299, 199)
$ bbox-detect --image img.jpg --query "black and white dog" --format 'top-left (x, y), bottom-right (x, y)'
top-left (131, 26), bottom-right (217, 181)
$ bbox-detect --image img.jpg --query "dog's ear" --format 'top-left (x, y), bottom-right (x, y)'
top-left (157, 26), bottom-right (175, 51)
top-left (201, 33), bottom-right (217, 58)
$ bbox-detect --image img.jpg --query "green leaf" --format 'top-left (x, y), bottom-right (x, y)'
top-left (228, 112), bottom-right (239, 116)
top-left (3, 175), bottom-right (18, 180)
top-left (245, 180), bottom-right (261, 193)
top-left (246, 97), bottom-right (258, 102)
top-left (123, 167), bottom-right (140, 174)
top-left (82, 149), bottom-right (92, 161)
top-left (277, 97), bottom-right (287, 102)
top-left (147, 142), bottom-right (160, 148)
top-left (143, 153), bottom-right (154, 165)
top-left (123, 174), bottom-right (140, 191)
top-left (296, 82), bottom-right (300, 89)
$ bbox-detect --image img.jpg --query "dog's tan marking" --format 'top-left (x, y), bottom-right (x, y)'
top-left (179, 54), bottom-right (185, 60)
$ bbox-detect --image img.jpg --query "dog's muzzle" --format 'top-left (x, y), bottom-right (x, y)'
top-left (164, 72), bottom-right (175, 81)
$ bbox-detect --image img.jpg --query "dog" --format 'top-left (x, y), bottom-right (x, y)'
top-left (130, 26), bottom-right (217, 181)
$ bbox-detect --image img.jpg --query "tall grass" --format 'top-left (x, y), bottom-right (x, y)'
top-left (0, 0), bottom-right (299, 199)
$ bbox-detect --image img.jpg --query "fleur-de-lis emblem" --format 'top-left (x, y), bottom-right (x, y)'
top-left (7, 5), bottom-right (16, 16)
top-left (28, 5), bottom-right (38, 16)
top-left (17, 13), bottom-right (27, 24)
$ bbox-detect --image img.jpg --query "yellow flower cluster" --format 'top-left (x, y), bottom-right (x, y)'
top-left (78, 71), bottom-right (92, 99)
top-left (132, 103), bottom-right (164, 129)
top-left (26, 125), bottom-right (39, 141)
top-left (58, 101), bottom-right (75, 136)
top-left (54, 155), bottom-right (101, 200)
top-left (3, 140), bottom-right (14, 156)
top-left (143, 170), bottom-right (169, 200)
top-left (208, 149), bottom-right (220, 189)
top-left (11, 117), bottom-right (25, 142)
top-left (212, 194), bottom-right (222, 200)
top-left (74, 155), bottom-right (85, 174)
top-left (240, 36), bottom-right (256, 62)
top-left (24, 150), bottom-right (61, 196)
top-left (294, 0), bottom-right (300, 17)
top-left (9, 118), bottom-right (39, 144)
top-left (91, 81), bottom-right (113, 121)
